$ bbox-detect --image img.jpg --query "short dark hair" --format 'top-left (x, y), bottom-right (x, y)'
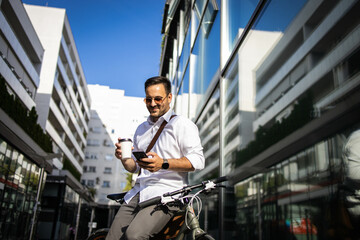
top-left (145, 76), bottom-right (171, 95)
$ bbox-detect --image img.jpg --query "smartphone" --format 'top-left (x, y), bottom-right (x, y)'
top-left (133, 151), bottom-right (148, 161)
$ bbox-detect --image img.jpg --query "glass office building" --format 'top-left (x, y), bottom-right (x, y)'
top-left (0, 0), bottom-right (53, 239)
top-left (160, 0), bottom-right (360, 239)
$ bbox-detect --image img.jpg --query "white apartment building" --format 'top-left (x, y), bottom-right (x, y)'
top-left (83, 84), bottom-right (148, 205)
top-left (24, 4), bottom-right (91, 174)
top-left (23, 5), bottom-right (94, 239)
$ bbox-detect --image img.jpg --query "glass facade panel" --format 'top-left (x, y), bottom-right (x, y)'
top-left (191, 87), bottom-right (220, 183)
top-left (64, 185), bottom-right (79, 204)
top-left (254, 0), bottom-right (308, 31)
top-left (0, 140), bottom-right (6, 179)
top-left (223, 60), bottom-right (239, 170)
top-left (177, 26), bottom-right (191, 91)
top-left (222, 0), bottom-right (311, 174)
top-left (306, 147), bottom-right (316, 177)
top-left (190, 1), bottom-right (220, 116)
top-left (232, 128), bottom-right (360, 239)
top-left (197, 88), bottom-right (220, 172)
top-left (175, 67), bottom-right (190, 118)
top-left (38, 182), bottom-right (92, 240)
top-left (178, 0), bottom-right (191, 56)
top-left (191, 87), bottom-right (221, 239)
top-left (225, 0), bottom-right (259, 58)
top-left (195, 0), bottom-right (206, 15)
top-left (193, 0), bottom-right (207, 33)
top-left (0, 137), bottom-right (46, 239)
top-left (328, 134), bottom-right (344, 176)
top-left (314, 141), bottom-right (329, 173)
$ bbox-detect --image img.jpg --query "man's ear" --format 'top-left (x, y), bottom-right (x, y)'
top-left (168, 93), bottom-right (173, 102)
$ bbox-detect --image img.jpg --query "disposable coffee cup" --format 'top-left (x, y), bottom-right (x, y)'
top-left (119, 138), bottom-right (132, 160)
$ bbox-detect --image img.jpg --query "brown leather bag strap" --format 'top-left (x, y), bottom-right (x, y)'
top-left (145, 115), bottom-right (176, 153)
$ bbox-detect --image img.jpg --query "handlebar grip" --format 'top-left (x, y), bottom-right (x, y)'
top-left (138, 196), bottom-right (161, 208)
top-left (213, 176), bottom-right (228, 184)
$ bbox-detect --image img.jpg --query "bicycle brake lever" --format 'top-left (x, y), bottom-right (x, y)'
top-left (203, 183), bottom-right (227, 194)
top-left (204, 181), bottom-right (216, 190)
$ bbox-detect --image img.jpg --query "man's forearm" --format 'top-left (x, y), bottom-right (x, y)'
top-left (167, 157), bottom-right (195, 172)
top-left (121, 158), bottom-right (138, 173)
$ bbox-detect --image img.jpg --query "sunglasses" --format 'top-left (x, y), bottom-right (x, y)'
top-left (144, 94), bottom-right (169, 105)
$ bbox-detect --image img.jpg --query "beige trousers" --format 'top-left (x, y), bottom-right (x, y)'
top-left (105, 192), bottom-right (179, 240)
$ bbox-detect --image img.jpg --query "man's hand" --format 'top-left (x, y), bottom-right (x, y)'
top-left (114, 137), bottom-right (134, 160)
top-left (115, 137), bottom-right (137, 173)
top-left (137, 152), bottom-right (163, 172)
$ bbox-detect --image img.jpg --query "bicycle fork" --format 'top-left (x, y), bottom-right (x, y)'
top-left (175, 205), bottom-right (214, 240)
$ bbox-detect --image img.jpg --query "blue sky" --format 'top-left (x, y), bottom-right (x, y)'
top-left (22, 0), bottom-right (166, 97)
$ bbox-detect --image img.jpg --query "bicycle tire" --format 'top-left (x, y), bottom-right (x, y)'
top-left (87, 228), bottom-right (109, 240)
top-left (196, 233), bottom-right (215, 240)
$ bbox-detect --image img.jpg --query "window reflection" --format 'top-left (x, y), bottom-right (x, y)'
top-left (175, 67), bottom-right (190, 118)
top-left (178, 0), bottom-right (191, 55)
top-left (225, 0), bottom-right (258, 56)
top-left (194, 0), bottom-right (207, 23)
top-left (193, 88), bottom-right (220, 183)
top-left (255, 0), bottom-right (308, 31)
top-left (0, 137), bottom-right (45, 239)
top-left (199, 90), bottom-right (220, 166)
top-left (177, 26), bottom-right (191, 90)
top-left (232, 129), bottom-right (360, 239)
top-left (190, 87), bottom-right (220, 238)
top-left (201, 0), bottom-right (218, 38)
top-left (190, 0), bottom-right (220, 117)
top-left (223, 61), bottom-right (240, 169)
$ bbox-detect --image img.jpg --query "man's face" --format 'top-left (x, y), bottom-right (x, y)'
top-left (144, 84), bottom-right (172, 122)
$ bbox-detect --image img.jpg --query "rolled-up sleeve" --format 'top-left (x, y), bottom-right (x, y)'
top-left (177, 118), bottom-right (205, 170)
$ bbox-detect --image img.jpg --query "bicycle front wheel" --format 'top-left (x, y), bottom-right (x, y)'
top-left (196, 233), bottom-right (215, 240)
top-left (87, 228), bottom-right (109, 240)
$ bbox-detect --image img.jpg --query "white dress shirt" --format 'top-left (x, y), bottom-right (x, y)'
top-left (124, 109), bottom-right (205, 203)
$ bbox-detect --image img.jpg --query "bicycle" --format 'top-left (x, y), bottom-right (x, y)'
top-left (87, 176), bottom-right (228, 240)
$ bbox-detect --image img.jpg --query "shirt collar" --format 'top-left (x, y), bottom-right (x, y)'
top-left (147, 108), bottom-right (174, 125)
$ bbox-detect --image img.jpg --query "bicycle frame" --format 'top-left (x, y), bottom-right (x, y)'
top-left (174, 205), bottom-right (215, 240)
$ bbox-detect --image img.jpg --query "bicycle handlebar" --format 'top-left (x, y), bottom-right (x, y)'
top-left (138, 176), bottom-right (227, 208)
top-left (213, 176), bottom-right (228, 184)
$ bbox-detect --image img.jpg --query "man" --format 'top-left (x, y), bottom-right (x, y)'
top-left (106, 76), bottom-right (205, 240)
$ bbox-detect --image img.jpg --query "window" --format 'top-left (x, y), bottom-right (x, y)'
top-left (85, 152), bottom-right (98, 159)
top-left (89, 166), bottom-right (96, 172)
top-left (105, 154), bottom-right (113, 161)
top-left (103, 140), bottom-right (113, 147)
top-left (102, 181), bottom-right (110, 188)
top-left (87, 180), bottom-right (94, 187)
top-left (225, 0), bottom-right (259, 58)
top-left (83, 166), bottom-right (87, 172)
top-left (190, 0), bottom-right (220, 116)
top-left (87, 139), bottom-right (100, 146)
top-left (104, 167), bottom-right (112, 174)
top-left (90, 127), bottom-right (102, 133)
